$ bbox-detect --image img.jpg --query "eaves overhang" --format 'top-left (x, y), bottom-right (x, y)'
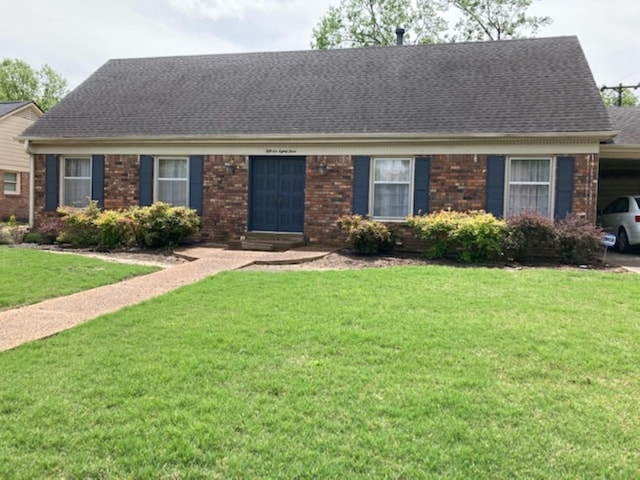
top-left (21, 131), bottom-right (616, 156)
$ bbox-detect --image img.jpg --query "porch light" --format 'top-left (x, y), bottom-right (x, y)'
top-left (318, 160), bottom-right (329, 175)
top-left (225, 161), bottom-right (235, 175)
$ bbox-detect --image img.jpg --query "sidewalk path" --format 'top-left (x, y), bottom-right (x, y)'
top-left (0, 247), bottom-right (330, 352)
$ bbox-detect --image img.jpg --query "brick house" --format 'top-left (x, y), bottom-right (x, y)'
top-left (20, 36), bottom-right (614, 248)
top-left (0, 101), bottom-right (42, 221)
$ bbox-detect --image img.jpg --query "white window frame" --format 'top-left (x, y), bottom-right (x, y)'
top-left (60, 157), bottom-right (92, 208)
top-left (370, 157), bottom-right (415, 221)
top-left (3, 172), bottom-right (20, 195)
top-left (505, 156), bottom-right (555, 219)
top-left (155, 156), bottom-right (189, 207)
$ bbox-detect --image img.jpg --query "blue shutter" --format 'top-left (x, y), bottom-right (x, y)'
top-left (189, 155), bottom-right (204, 215)
top-left (91, 155), bottom-right (105, 209)
top-left (45, 154), bottom-right (58, 211)
top-left (486, 155), bottom-right (506, 217)
top-left (139, 155), bottom-right (154, 206)
top-left (413, 156), bottom-right (431, 215)
top-left (352, 156), bottom-right (370, 215)
top-left (555, 156), bottom-right (575, 220)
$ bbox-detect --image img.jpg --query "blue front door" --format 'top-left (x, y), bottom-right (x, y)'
top-left (249, 156), bottom-right (306, 232)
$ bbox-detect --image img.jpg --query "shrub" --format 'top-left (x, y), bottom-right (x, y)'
top-left (505, 213), bottom-right (558, 262)
top-left (337, 214), bottom-right (398, 255)
top-left (453, 211), bottom-right (506, 263)
top-left (407, 210), bottom-right (466, 258)
top-left (32, 217), bottom-right (66, 244)
top-left (408, 210), bottom-right (505, 262)
top-left (55, 202), bottom-right (201, 250)
top-left (130, 203), bottom-right (201, 248)
top-left (556, 215), bottom-right (603, 265)
top-left (94, 210), bottom-right (137, 250)
top-left (57, 201), bottom-right (101, 247)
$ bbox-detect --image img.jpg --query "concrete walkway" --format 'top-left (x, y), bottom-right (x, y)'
top-left (0, 247), bottom-right (331, 352)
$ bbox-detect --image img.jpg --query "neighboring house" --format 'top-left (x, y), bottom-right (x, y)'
top-left (599, 107), bottom-right (640, 210)
top-left (20, 36), bottom-right (614, 248)
top-left (0, 101), bottom-right (42, 221)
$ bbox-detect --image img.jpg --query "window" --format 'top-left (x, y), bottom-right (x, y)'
top-left (3, 172), bottom-right (19, 194)
top-left (506, 157), bottom-right (553, 217)
top-left (62, 157), bottom-right (91, 207)
top-left (372, 158), bottom-right (413, 219)
top-left (156, 157), bottom-right (189, 207)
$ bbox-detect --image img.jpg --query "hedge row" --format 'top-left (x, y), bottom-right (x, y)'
top-left (30, 202), bottom-right (201, 249)
top-left (339, 211), bottom-right (603, 265)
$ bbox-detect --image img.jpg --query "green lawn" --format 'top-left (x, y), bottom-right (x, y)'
top-left (1, 266), bottom-right (639, 478)
top-left (0, 246), bottom-right (159, 311)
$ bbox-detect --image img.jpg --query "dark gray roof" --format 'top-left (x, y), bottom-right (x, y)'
top-left (608, 107), bottom-right (640, 144)
top-left (0, 101), bottom-right (30, 118)
top-left (22, 36), bottom-right (612, 139)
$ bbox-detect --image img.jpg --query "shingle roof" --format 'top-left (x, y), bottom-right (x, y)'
top-left (22, 36), bottom-right (612, 139)
top-left (608, 107), bottom-right (640, 144)
top-left (0, 101), bottom-right (30, 118)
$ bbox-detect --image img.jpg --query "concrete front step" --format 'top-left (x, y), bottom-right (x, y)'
top-left (241, 232), bottom-right (306, 251)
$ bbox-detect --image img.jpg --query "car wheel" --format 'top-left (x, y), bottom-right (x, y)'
top-left (617, 228), bottom-right (631, 253)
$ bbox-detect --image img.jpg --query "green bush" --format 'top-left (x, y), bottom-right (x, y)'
top-left (556, 214), bottom-right (603, 265)
top-left (56, 202), bottom-right (201, 250)
top-left (57, 201), bottom-right (101, 247)
top-left (337, 214), bottom-right (398, 255)
top-left (505, 213), bottom-right (558, 262)
top-left (407, 210), bottom-right (505, 262)
top-left (453, 211), bottom-right (506, 263)
top-left (94, 210), bottom-right (137, 250)
top-left (407, 210), bottom-right (465, 259)
top-left (130, 203), bottom-right (201, 248)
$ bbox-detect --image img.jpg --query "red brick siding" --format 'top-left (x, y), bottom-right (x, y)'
top-left (0, 169), bottom-right (29, 221)
top-left (31, 152), bottom-right (599, 247)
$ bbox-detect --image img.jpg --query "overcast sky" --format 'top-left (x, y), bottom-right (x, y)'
top-left (2, 0), bottom-right (639, 92)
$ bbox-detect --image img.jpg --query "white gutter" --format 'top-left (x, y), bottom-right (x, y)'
top-left (23, 139), bottom-right (35, 228)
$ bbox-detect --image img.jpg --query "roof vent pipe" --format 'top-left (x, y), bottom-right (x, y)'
top-left (395, 27), bottom-right (405, 45)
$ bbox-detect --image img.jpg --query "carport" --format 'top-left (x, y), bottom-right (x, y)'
top-left (598, 107), bottom-right (640, 211)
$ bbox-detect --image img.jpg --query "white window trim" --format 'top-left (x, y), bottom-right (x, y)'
top-left (504, 156), bottom-right (556, 219)
top-left (3, 172), bottom-right (20, 195)
top-left (154, 156), bottom-right (190, 207)
top-left (60, 156), bottom-right (92, 208)
top-left (370, 157), bottom-right (415, 222)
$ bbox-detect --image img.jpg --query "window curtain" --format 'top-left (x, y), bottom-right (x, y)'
top-left (508, 159), bottom-right (551, 217)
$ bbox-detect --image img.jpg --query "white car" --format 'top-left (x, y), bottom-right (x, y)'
top-left (597, 196), bottom-right (640, 252)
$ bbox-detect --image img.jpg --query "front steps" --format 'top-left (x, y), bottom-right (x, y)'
top-left (240, 232), bottom-right (306, 251)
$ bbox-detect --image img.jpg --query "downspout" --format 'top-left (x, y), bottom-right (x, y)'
top-left (23, 139), bottom-right (35, 228)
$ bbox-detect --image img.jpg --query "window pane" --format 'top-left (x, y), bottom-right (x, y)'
top-left (63, 178), bottom-right (91, 207)
top-left (510, 159), bottom-right (550, 182)
top-left (159, 159), bottom-right (188, 179)
top-left (374, 159), bottom-right (410, 182)
top-left (65, 158), bottom-right (91, 177)
top-left (4, 172), bottom-right (17, 192)
top-left (508, 185), bottom-right (550, 217)
top-left (374, 184), bottom-right (409, 218)
top-left (158, 180), bottom-right (188, 206)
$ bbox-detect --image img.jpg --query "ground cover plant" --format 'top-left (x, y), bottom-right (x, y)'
top-left (0, 247), bottom-right (159, 311)
top-left (0, 267), bottom-right (639, 478)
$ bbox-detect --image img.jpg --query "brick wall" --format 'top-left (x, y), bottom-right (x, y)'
top-left (31, 152), bottom-right (599, 248)
top-left (0, 169), bottom-right (29, 221)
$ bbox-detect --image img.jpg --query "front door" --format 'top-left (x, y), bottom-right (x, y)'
top-left (249, 156), bottom-right (306, 232)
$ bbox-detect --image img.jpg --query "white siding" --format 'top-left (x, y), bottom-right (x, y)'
top-left (0, 114), bottom-right (33, 172)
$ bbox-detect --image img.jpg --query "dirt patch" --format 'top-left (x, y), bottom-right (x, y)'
top-left (10, 244), bottom-right (188, 268)
top-left (243, 250), bottom-right (627, 273)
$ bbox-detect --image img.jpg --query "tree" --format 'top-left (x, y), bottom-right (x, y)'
top-left (311, 0), bottom-right (552, 49)
top-left (311, 0), bottom-right (448, 49)
top-left (450, 0), bottom-right (552, 41)
top-left (0, 59), bottom-right (68, 111)
top-left (600, 86), bottom-right (639, 107)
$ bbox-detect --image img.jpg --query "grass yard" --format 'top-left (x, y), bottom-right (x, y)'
top-left (0, 266), bottom-right (639, 478)
top-left (0, 246), bottom-right (159, 311)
